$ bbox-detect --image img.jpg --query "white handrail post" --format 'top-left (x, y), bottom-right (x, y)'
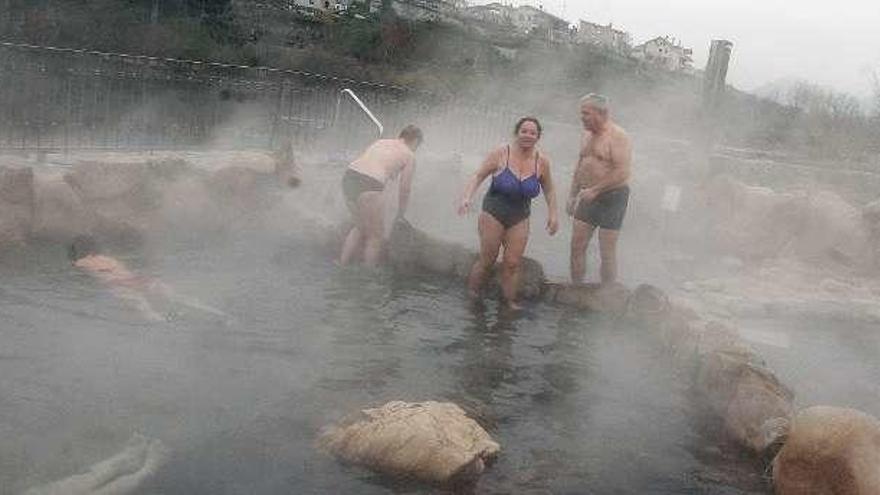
top-left (335, 88), bottom-right (384, 138)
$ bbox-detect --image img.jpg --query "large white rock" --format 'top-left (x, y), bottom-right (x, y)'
top-left (317, 401), bottom-right (500, 484)
top-left (773, 406), bottom-right (880, 495)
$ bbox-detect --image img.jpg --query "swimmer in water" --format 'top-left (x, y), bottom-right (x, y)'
top-left (69, 235), bottom-right (225, 322)
top-left (458, 117), bottom-right (560, 310)
top-left (338, 125), bottom-right (423, 267)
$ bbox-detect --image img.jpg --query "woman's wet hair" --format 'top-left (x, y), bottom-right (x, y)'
top-left (69, 235), bottom-right (98, 261)
top-left (514, 116), bottom-right (542, 137)
top-left (399, 124), bottom-right (423, 145)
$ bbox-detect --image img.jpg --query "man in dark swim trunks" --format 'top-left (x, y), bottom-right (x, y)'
top-left (567, 94), bottom-right (632, 285)
top-left (339, 125), bottom-right (423, 266)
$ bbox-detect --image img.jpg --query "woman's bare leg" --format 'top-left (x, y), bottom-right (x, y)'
top-left (467, 212), bottom-right (504, 299)
top-left (501, 219), bottom-right (530, 309)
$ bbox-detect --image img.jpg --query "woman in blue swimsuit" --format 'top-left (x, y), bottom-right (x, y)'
top-left (458, 117), bottom-right (560, 309)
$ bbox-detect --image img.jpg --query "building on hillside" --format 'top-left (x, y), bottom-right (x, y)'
top-left (630, 36), bottom-right (693, 72)
top-left (512, 5), bottom-right (570, 40)
top-left (462, 3), bottom-right (569, 41)
top-left (368, 0), bottom-right (461, 22)
top-left (576, 20), bottom-right (630, 54)
top-left (462, 2), bottom-right (514, 25)
top-left (268, 0), bottom-right (352, 13)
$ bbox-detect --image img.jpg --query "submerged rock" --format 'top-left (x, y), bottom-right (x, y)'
top-left (317, 400), bottom-right (500, 484)
top-left (388, 220), bottom-right (545, 300)
top-left (773, 406), bottom-right (880, 495)
top-left (543, 282), bottom-right (630, 313)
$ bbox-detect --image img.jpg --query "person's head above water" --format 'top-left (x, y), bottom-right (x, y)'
top-left (579, 93), bottom-right (610, 133)
top-left (399, 124), bottom-right (423, 151)
top-left (69, 235), bottom-right (99, 262)
top-left (513, 116), bottom-right (542, 150)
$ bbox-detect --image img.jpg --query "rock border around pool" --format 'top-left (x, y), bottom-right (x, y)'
top-left (386, 221), bottom-right (880, 493)
top-left (0, 153), bottom-right (298, 246)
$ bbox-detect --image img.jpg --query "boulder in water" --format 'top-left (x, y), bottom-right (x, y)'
top-left (317, 400), bottom-right (500, 484)
top-left (626, 284), bottom-right (672, 322)
top-left (723, 361), bottom-right (794, 454)
top-left (705, 175), bottom-right (807, 260)
top-left (543, 282), bottom-right (630, 313)
top-left (794, 190), bottom-right (871, 267)
top-left (64, 161), bottom-right (158, 242)
top-left (773, 406), bottom-right (880, 495)
top-left (387, 220), bottom-right (545, 300)
top-left (696, 344), bottom-right (794, 454)
top-left (0, 166), bottom-right (35, 244)
top-left (31, 172), bottom-right (93, 241)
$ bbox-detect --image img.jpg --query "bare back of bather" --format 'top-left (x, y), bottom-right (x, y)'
top-left (349, 139), bottom-right (415, 185)
top-left (339, 125), bottom-right (423, 267)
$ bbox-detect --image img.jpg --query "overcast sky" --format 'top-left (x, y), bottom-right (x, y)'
top-left (479, 0), bottom-right (880, 99)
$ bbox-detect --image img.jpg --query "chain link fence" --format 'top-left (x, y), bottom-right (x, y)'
top-left (0, 41), bottom-right (564, 157)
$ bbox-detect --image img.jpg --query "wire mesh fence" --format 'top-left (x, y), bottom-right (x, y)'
top-left (0, 41), bottom-right (559, 157)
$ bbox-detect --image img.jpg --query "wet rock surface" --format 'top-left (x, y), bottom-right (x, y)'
top-left (317, 401), bottom-right (500, 484)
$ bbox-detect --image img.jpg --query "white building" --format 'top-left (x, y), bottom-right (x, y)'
top-left (631, 36), bottom-right (693, 72)
top-left (576, 20), bottom-right (630, 54)
top-left (462, 2), bottom-right (513, 25)
top-left (463, 3), bottom-right (569, 40)
top-left (369, 0), bottom-right (460, 22)
top-left (512, 5), bottom-right (569, 37)
top-left (272, 0), bottom-right (351, 13)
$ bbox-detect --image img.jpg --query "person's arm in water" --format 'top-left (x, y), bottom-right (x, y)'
top-left (538, 156), bottom-right (560, 235)
top-left (396, 157), bottom-right (415, 220)
top-left (458, 147), bottom-right (502, 215)
top-left (579, 131), bottom-right (632, 203)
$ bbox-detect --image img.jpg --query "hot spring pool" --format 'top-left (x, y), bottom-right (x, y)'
top-left (0, 233), bottom-right (769, 494)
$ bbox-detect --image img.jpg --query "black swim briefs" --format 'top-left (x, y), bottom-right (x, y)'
top-left (574, 185), bottom-right (630, 230)
top-left (342, 168), bottom-right (384, 212)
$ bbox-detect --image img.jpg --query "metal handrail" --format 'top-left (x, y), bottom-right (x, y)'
top-left (335, 88), bottom-right (383, 137)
